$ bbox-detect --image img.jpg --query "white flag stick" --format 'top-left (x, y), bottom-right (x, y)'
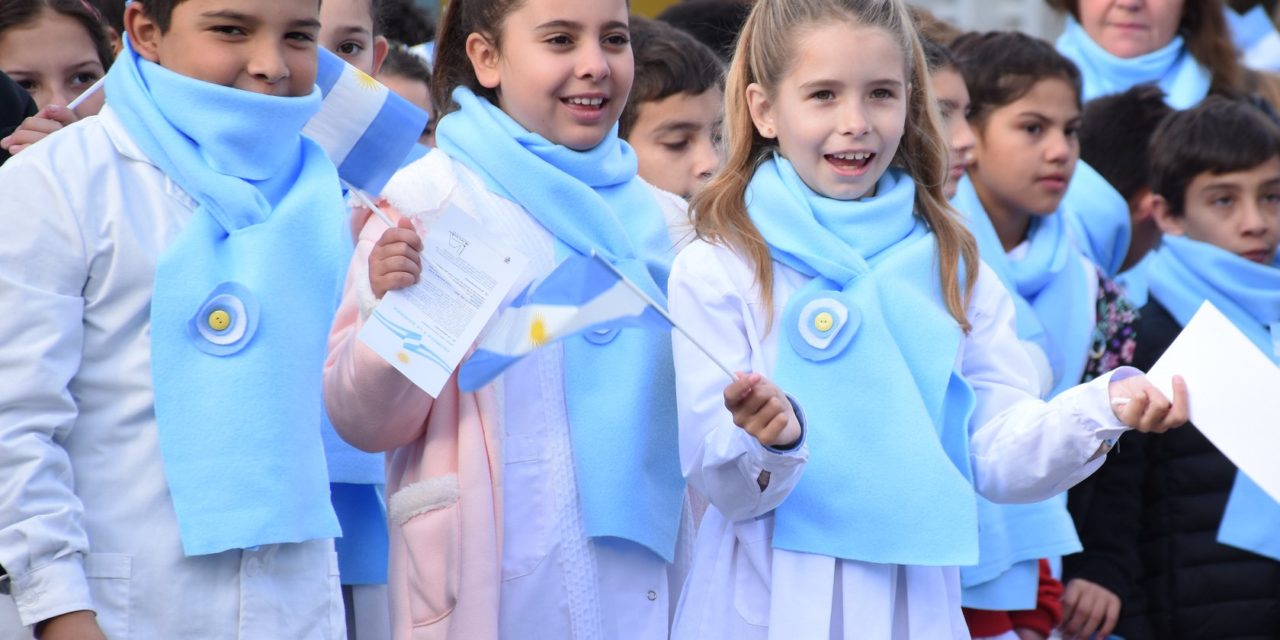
top-left (67, 76), bottom-right (106, 111)
top-left (341, 180), bottom-right (397, 229)
top-left (590, 252), bottom-right (737, 381)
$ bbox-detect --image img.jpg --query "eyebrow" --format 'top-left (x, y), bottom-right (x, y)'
top-left (333, 24), bottom-right (370, 37)
top-left (200, 10), bottom-right (320, 30)
top-left (653, 121), bottom-right (703, 135)
top-left (534, 19), bottom-right (630, 32)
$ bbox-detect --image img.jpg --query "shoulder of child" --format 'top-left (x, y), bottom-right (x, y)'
top-left (672, 238), bottom-right (758, 299)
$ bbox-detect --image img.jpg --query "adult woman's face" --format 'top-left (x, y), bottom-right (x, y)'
top-left (1078, 0), bottom-right (1185, 58)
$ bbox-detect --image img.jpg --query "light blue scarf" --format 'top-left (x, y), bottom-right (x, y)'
top-left (951, 177), bottom-right (1087, 606)
top-left (107, 40), bottom-right (347, 556)
top-left (1146, 235), bottom-right (1280, 561)
top-left (953, 177), bottom-right (1095, 397)
top-left (751, 156), bottom-right (979, 565)
top-left (1056, 17), bottom-right (1211, 109)
top-left (434, 87), bottom-right (683, 562)
top-left (1062, 160), bottom-right (1131, 278)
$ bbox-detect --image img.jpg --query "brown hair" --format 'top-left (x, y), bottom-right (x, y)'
top-left (952, 30), bottom-right (1083, 129)
top-left (693, 0), bottom-right (978, 331)
top-left (432, 0), bottom-right (525, 117)
top-left (620, 16), bottom-right (724, 138)
top-left (0, 0), bottom-right (114, 71)
top-left (1045, 0), bottom-right (1243, 96)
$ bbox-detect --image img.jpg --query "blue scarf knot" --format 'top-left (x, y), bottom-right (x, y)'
top-left (435, 87), bottom-right (684, 562)
top-left (1056, 17), bottom-right (1211, 109)
top-left (1147, 235), bottom-right (1280, 561)
top-left (751, 156), bottom-right (979, 565)
top-left (106, 40), bottom-right (348, 555)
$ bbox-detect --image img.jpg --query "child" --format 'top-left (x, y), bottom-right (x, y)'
top-left (0, 0), bottom-right (113, 156)
top-left (947, 30), bottom-right (1141, 639)
top-left (0, 1), bottom-right (351, 638)
top-left (0, 70), bottom-right (36, 165)
top-left (320, 0), bottom-right (388, 78)
top-left (921, 37), bottom-right (975, 200)
top-left (1063, 96), bottom-right (1280, 640)
top-left (656, 0), bottom-right (752, 62)
top-left (378, 45), bottom-right (434, 147)
top-left (322, 0), bottom-right (692, 637)
top-left (620, 16), bottom-right (724, 201)
top-left (667, 1), bottom-right (1186, 638)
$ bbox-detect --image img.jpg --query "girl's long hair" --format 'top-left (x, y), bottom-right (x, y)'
top-left (692, 0), bottom-right (978, 331)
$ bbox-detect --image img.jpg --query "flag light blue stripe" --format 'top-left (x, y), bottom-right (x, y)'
top-left (336, 93), bottom-right (429, 195)
top-left (315, 48), bottom-right (346, 96)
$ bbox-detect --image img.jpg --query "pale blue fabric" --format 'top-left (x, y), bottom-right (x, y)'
top-left (1062, 160), bottom-right (1131, 278)
top-left (953, 177), bottom-right (1095, 398)
top-left (1146, 235), bottom-right (1280, 561)
top-left (751, 155), bottom-right (979, 565)
top-left (107, 40), bottom-right (347, 555)
top-left (951, 177), bottom-right (1087, 606)
top-left (434, 87), bottom-right (683, 562)
top-left (1226, 6), bottom-right (1277, 54)
top-left (1056, 17), bottom-right (1211, 109)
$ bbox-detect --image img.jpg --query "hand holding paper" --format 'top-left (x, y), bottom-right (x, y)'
top-left (370, 216), bottom-right (424, 299)
top-left (1107, 373), bottom-right (1189, 433)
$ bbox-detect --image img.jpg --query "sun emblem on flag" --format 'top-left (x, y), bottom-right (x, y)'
top-left (355, 68), bottom-right (380, 91)
top-left (529, 315), bottom-right (549, 347)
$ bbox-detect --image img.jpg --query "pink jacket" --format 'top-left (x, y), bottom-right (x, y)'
top-left (325, 206), bottom-right (503, 640)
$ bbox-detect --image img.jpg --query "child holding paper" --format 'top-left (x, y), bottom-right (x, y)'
top-left (1062, 96), bottom-right (1280, 640)
top-left (0, 0), bottom-right (351, 638)
top-left (323, 0), bottom-right (691, 637)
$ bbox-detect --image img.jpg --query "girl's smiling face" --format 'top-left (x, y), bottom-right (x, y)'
top-left (467, 0), bottom-right (633, 151)
top-left (0, 8), bottom-right (106, 113)
top-left (747, 22), bottom-right (907, 201)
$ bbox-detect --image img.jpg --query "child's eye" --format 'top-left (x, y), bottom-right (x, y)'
top-left (15, 78), bottom-right (36, 92)
top-left (1262, 192), bottom-right (1280, 205)
top-left (1065, 126), bottom-right (1079, 138)
top-left (338, 41), bottom-right (363, 54)
top-left (71, 72), bottom-right (100, 87)
top-left (661, 140), bottom-right (691, 152)
top-left (871, 88), bottom-right (894, 100)
top-left (1023, 123), bottom-right (1043, 135)
top-left (546, 34), bottom-right (573, 46)
top-left (604, 33), bottom-right (630, 47)
top-left (1213, 196), bottom-right (1234, 207)
top-left (810, 90), bottom-right (835, 101)
top-left (211, 25), bottom-right (246, 37)
top-left (287, 32), bottom-right (316, 43)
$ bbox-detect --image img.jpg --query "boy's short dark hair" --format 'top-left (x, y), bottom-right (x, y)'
top-left (141, 0), bottom-right (353, 33)
top-left (381, 45), bottom-right (431, 84)
top-left (921, 37), bottom-right (956, 74)
top-left (377, 0), bottom-right (436, 45)
top-left (619, 16), bottom-right (724, 139)
top-left (1150, 96), bottom-right (1280, 215)
top-left (1078, 85), bottom-right (1173, 202)
top-left (951, 30), bottom-right (1083, 128)
top-left (656, 0), bottom-right (751, 62)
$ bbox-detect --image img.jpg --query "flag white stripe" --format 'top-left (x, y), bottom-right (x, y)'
top-left (302, 66), bottom-right (389, 164)
top-left (481, 280), bottom-right (651, 356)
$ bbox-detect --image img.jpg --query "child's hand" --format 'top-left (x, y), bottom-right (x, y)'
top-left (1108, 374), bottom-right (1188, 433)
top-left (37, 610), bottom-right (107, 640)
top-left (0, 105), bottom-right (77, 155)
top-left (1060, 578), bottom-right (1121, 640)
top-left (723, 372), bottom-right (801, 448)
top-left (369, 217), bottom-right (423, 299)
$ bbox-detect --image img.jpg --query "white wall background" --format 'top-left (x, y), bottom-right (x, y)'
top-left (913, 0), bottom-right (1066, 39)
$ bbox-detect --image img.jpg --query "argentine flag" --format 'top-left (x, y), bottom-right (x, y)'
top-left (1227, 5), bottom-right (1280, 73)
top-left (458, 253), bottom-right (672, 392)
top-left (303, 48), bottom-right (430, 196)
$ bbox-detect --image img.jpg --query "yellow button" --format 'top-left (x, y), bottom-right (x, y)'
top-left (208, 309), bottom-right (232, 332)
top-left (814, 311), bottom-right (834, 332)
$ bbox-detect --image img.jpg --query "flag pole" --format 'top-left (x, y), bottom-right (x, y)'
top-left (590, 252), bottom-right (737, 382)
top-left (342, 180), bottom-right (398, 229)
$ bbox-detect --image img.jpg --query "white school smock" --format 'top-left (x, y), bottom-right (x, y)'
top-left (0, 108), bottom-right (344, 639)
top-left (380, 151), bottom-right (694, 640)
top-left (667, 240), bottom-right (1132, 640)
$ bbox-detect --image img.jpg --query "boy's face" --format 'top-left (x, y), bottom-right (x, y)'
top-left (319, 0), bottom-right (388, 76)
top-left (126, 0), bottom-right (321, 97)
top-left (1157, 157), bottom-right (1280, 265)
top-left (627, 89), bottom-right (722, 200)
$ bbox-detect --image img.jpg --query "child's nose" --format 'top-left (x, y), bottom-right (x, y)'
top-left (575, 44), bottom-right (610, 81)
top-left (692, 137), bottom-right (720, 181)
top-left (247, 44), bottom-right (291, 85)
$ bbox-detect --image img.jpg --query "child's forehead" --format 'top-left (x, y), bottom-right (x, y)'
top-left (319, 0), bottom-right (377, 28)
top-left (176, 0), bottom-right (323, 21)
top-left (1193, 159), bottom-right (1280, 191)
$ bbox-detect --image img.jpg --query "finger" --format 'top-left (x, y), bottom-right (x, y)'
top-left (378, 256), bottom-right (422, 280)
top-left (1119, 388), bottom-right (1150, 427)
top-left (42, 105), bottom-right (78, 125)
top-left (1061, 589), bottom-right (1088, 636)
top-left (1100, 595), bottom-right (1120, 637)
top-left (1139, 389), bottom-right (1174, 432)
top-left (1165, 375), bottom-right (1190, 427)
top-left (723, 377), bottom-right (753, 411)
top-left (740, 384), bottom-right (777, 418)
top-left (7, 144), bottom-right (28, 155)
top-left (756, 399), bottom-right (790, 444)
top-left (1061, 583), bottom-right (1080, 628)
top-left (395, 217), bottom-right (424, 250)
top-left (18, 116), bottom-right (65, 135)
top-left (3, 128), bottom-right (54, 147)
top-left (1079, 593), bottom-right (1106, 638)
top-left (743, 397), bottom-right (785, 439)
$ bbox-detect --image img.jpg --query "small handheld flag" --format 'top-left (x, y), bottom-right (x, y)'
top-left (458, 253), bottom-right (733, 392)
top-left (304, 48), bottom-right (430, 197)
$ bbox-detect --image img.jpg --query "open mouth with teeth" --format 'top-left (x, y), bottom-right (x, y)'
top-left (826, 151), bottom-right (875, 173)
top-left (562, 96), bottom-right (608, 111)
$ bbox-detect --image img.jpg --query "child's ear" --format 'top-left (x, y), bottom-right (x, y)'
top-left (371, 36), bottom-right (390, 76)
top-left (124, 2), bottom-right (163, 63)
top-left (746, 83), bottom-right (777, 140)
top-left (466, 33), bottom-right (502, 90)
top-left (1149, 193), bottom-right (1186, 236)
top-left (1132, 188), bottom-right (1160, 224)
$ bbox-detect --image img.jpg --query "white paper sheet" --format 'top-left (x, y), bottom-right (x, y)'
top-left (359, 204), bottom-right (528, 397)
top-left (1146, 301), bottom-right (1280, 502)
